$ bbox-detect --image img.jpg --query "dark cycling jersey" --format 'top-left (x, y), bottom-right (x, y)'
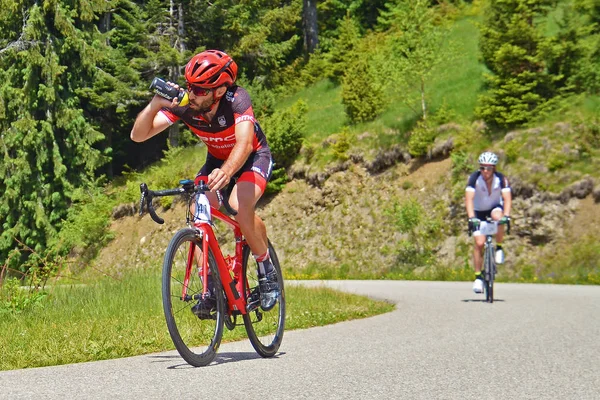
top-left (465, 171), bottom-right (511, 211)
top-left (159, 85), bottom-right (269, 160)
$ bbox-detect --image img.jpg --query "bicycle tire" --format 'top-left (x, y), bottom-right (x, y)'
top-left (242, 240), bottom-right (285, 357)
top-left (484, 244), bottom-right (494, 303)
top-left (162, 228), bottom-right (225, 367)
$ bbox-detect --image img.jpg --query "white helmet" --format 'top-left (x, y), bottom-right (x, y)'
top-left (478, 151), bottom-right (498, 165)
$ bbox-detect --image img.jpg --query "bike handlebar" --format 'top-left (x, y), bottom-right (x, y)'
top-left (139, 180), bottom-right (237, 224)
top-left (468, 217), bottom-right (511, 237)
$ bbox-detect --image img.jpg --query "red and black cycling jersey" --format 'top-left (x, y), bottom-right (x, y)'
top-left (159, 85), bottom-right (269, 160)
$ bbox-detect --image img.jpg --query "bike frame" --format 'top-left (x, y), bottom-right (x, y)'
top-left (184, 202), bottom-right (249, 315)
top-left (484, 236), bottom-right (495, 292)
top-left (479, 220), bottom-right (499, 302)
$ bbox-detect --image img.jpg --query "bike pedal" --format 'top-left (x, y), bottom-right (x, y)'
top-left (246, 299), bottom-right (260, 313)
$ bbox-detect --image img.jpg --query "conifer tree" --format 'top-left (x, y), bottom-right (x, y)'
top-left (476, 0), bottom-right (559, 128)
top-left (0, 0), bottom-right (137, 271)
top-left (328, 13), bottom-right (362, 83)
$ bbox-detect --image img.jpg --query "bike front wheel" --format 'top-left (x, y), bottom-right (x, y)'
top-left (242, 240), bottom-right (285, 357)
top-left (162, 228), bottom-right (225, 367)
top-left (484, 245), bottom-right (495, 303)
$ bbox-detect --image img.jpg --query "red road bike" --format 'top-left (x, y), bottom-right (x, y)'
top-left (139, 179), bottom-right (285, 366)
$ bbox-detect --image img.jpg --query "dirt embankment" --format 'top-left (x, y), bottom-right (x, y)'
top-left (93, 156), bottom-right (598, 281)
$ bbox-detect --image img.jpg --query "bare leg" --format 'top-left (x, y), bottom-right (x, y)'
top-left (473, 235), bottom-right (485, 273)
top-left (229, 181), bottom-right (268, 256)
top-left (491, 208), bottom-right (504, 244)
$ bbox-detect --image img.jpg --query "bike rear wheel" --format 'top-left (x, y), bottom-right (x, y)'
top-left (162, 228), bottom-right (225, 367)
top-left (242, 240), bottom-right (285, 357)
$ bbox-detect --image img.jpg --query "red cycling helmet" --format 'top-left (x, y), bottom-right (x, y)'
top-left (185, 50), bottom-right (238, 88)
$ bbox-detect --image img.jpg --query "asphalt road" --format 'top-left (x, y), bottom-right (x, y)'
top-left (1, 280), bottom-right (599, 399)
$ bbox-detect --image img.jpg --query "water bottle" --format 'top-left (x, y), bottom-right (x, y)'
top-left (194, 193), bottom-right (212, 222)
top-left (149, 77), bottom-right (189, 106)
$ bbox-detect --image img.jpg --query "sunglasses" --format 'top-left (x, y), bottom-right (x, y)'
top-left (187, 84), bottom-right (212, 97)
top-left (480, 166), bottom-right (494, 171)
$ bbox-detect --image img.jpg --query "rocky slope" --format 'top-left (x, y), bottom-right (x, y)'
top-left (94, 154), bottom-right (599, 283)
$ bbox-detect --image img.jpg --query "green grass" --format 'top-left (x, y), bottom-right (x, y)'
top-left (276, 14), bottom-right (488, 168)
top-left (0, 270), bottom-right (394, 371)
top-left (279, 79), bottom-right (347, 145)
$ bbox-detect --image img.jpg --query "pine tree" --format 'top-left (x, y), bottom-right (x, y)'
top-left (328, 13), bottom-right (362, 83)
top-left (476, 0), bottom-right (559, 128)
top-left (0, 0), bottom-right (138, 271)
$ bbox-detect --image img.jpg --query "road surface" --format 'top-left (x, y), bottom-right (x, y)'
top-left (1, 280), bottom-right (598, 399)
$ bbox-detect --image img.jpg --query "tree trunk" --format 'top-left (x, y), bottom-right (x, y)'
top-left (303, 0), bottom-right (319, 55)
top-left (168, 0), bottom-right (181, 148)
top-left (178, 2), bottom-right (186, 52)
top-left (420, 76), bottom-right (427, 120)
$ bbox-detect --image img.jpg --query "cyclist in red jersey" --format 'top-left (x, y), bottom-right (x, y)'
top-left (130, 50), bottom-right (280, 311)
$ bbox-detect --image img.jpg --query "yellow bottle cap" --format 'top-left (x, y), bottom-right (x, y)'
top-left (179, 92), bottom-right (189, 107)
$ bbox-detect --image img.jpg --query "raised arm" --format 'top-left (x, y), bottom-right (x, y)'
top-left (130, 96), bottom-right (174, 142)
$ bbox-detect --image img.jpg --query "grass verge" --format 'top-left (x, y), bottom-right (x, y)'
top-left (0, 270), bottom-right (394, 371)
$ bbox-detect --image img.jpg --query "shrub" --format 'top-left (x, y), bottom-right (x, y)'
top-left (263, 100), bottom-right (308, 170)
top-left (341, 56), bottom-right (385, 124)
top-left (266, 168), bottom-right (288, 194)
top-left (332, 128), bottom-right (351, 161)
top-left (408, 120), bottom-right (436, 157)
top-left (0, 277), bottom-right (46, 313)
top-left (504, 139), bottom-right (522, 163)
top-left (390, 198), bottom-right (444, 269)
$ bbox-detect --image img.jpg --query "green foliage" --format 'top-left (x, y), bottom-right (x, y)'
top-left (449, 149), bottom-right (473, 203)
top-left (266, 168), bottom-right (289, 194)
top-left (328, 14), bottom-right (363, 83)
top-left (504, 139), bottom-right (522, 163)
top-left (51, 185), bottom-right (116, 266)
top-left (0, 278), bottom-right (47, 314)
top-left (341, 45), bottom-right (387, 123)
top-left (263, 100), bottom-right (308, 170)
top-left (576, 114), bottom-right (600, 156)
top-left (240, 76), bottom-right (277, 121)
top-left (545, 0), bottom-right (600, 94)
top-left (332, 128), bottom-right (351, 161)
top-left (476, 0), bottom-right (563, 127)
top-left (395, 198), bottom-right (423, 235)
top-left (378, 0), bottom-right (455, 119)
top-left (547, 151), bottom-right (568, 171)
top-left (0, 0), bottom-right (125, 272)
top-left (432, 99), bottom-right (460, 125)
top-left (229, 0), bottom-right (303, 86)
top-left (476, 72), bottom-right (559, 128)
top-left (450, 150), bottom-right (473, 185)
top-left (389, 197), bottom-right (445, 269)
top-left (408, 120), bottom-right (437, 156)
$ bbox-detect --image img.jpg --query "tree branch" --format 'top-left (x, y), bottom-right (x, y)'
top-left (0, 11), bottom-right (38, 57)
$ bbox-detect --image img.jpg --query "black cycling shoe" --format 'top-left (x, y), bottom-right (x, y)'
top-left (191, 295), bottom-right (217, 320)
top-left (258, 270), bottom-right (280, 311)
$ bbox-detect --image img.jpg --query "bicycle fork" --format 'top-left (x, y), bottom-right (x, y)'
top-left (189, 226), bottom-right (249, 314)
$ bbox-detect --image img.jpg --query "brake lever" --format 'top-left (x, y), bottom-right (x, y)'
top-left (139, 183), bottom-right (148, 216)
top-left (139, 183), bottom-right (165, 224)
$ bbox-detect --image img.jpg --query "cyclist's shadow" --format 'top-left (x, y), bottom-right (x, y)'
top-left (150, 351), bottom-right (286, 369)
top-left (461, 298), bottom-right (505, 303)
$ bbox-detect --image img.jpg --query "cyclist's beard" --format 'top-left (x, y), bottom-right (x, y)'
top-left (189, 94), bottom-right (214, 113)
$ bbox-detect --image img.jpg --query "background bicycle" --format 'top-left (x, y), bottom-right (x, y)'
top-left (475, 219), bottom-right (510, 303)
top-left (139, 179), bottom-right (285, 366)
